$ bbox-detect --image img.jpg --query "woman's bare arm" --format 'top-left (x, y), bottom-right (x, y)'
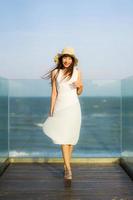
top-left (49, 70), bottom-right (58, 116)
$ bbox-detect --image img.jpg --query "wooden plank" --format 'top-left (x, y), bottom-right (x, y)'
top-left (0, 163), bottom-right (133, 200)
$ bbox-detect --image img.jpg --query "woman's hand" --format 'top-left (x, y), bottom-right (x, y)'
top-left (70, 81), bottom-right (83, 95)
top-left (71, 80), bottom-right (83, 89)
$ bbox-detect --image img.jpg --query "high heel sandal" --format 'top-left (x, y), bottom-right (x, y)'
top-left (64, 167), bottom-right (72, 180)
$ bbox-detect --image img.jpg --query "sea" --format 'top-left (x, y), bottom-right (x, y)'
top-left (8, 96), bottom-right (122, 158)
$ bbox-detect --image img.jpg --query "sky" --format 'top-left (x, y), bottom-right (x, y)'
top-left (0, 0), bottom-right (133, 82)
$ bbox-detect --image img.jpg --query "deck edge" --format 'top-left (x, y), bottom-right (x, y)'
top-left (9, 157), bottom-right (120, 164)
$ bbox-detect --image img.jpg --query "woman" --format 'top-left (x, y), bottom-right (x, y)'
top-left (42, 47), bottom-right (83, 181)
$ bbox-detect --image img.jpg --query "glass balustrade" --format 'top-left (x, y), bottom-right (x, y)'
top-left (0, 76), bottom-right (133, 177)
top-left (8, 78), bottom-right (121, 158)
top-left (121, 76), bottom-right (133, 175)
top-left (0, 77), bottom-right (9, 168)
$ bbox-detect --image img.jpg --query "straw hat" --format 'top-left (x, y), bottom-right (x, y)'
top-left (54, 47), bottom-right (78, 66)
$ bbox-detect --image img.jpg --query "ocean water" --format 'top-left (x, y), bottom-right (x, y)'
top-left (8, 96), bottom-right (121, 158)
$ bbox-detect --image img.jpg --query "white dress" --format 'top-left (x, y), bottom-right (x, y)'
top-left (42, 67), bottom-right (82, 145)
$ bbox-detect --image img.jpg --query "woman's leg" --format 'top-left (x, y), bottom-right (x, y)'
top-left (69, 144), bottom-right (73, 164)
top-left (61, 144), bottom-right (74, 169)
top-left (61, 144), bottom-right (71, 170)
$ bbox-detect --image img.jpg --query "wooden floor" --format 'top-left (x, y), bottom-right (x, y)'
top-left (0, 163), bottom-right (133, 200)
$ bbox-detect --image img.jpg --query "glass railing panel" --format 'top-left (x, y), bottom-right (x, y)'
top-left (121, 76), bottom-right (133, 173)
top-left (9, 79), bottom-right (121, 158)
top-left (78, 79), bottom-right (121, 157)
top-left (0, 77), bottom-right (9, 166)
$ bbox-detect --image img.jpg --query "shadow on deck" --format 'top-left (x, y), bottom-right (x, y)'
top-left (0, 162), bottom-right (133, 200)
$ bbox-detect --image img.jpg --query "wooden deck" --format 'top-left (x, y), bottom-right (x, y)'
top-left (0, 163), bottom-right (133, 200)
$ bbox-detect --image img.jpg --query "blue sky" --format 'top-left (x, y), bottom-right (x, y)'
top-left (0, 0), bottom-right (133, 81)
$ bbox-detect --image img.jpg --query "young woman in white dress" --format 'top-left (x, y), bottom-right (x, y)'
top-left (42, 47), bottom-right (83, 181)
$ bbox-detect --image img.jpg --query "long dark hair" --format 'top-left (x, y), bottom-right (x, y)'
top-left (41, 54), bottom-right (76, 87)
